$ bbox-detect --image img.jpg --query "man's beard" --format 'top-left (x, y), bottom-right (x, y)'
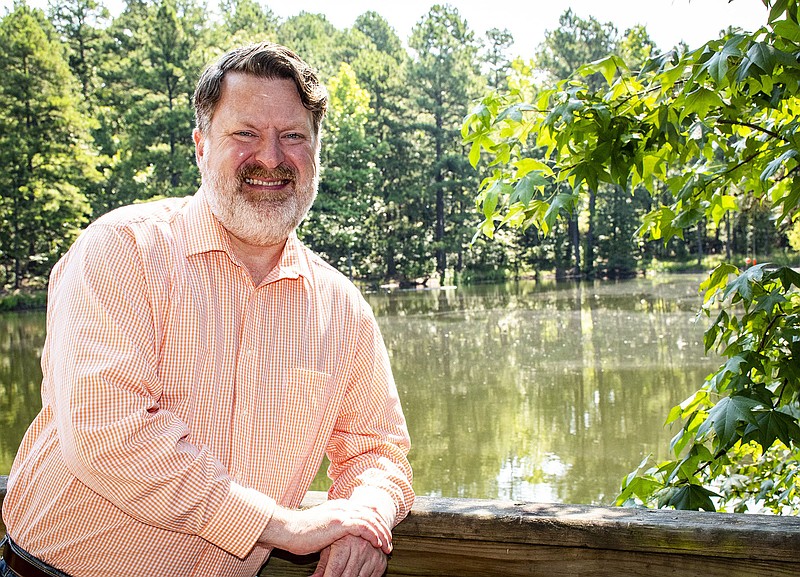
top-left (200, 161), bottom-right (317, 247)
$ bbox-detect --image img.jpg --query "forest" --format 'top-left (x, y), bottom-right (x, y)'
top-left (1, 0), bottom-right (795, 293)
top-left (2, 0), bottom-right (800, 513)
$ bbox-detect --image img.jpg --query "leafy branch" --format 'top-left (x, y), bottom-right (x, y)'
top-left (463, 0), bottom-right (800, 513)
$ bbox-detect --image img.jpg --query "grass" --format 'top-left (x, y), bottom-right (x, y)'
top-left (0, 290), bottom-right (47, 312)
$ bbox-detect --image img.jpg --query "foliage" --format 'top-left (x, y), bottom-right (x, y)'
top-left (300, 62), bottom-right (376, 276)
top-left (0, 290), bottom-right (47, 312)
top-left (409, 4), bottom-right (483, 279)
top-left (0, 0), bottom-right (795, 292)
top-left (619, 263), bottom-right (800, 513)
top-left (462, 0), bottom-right (800, 512)
top-left (0, 3), bottom-right (97, 288)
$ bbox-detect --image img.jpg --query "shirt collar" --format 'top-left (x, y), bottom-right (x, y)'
top-left (183, 188), bottom-right (313, 285)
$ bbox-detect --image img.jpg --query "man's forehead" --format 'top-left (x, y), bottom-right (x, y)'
top-left (221, 72), bottom-right (299, 99)
top-left (214, 73), bottom-right (313, 126)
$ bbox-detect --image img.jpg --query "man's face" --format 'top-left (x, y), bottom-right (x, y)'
top-left (193, 72), bottom-right (320, 247)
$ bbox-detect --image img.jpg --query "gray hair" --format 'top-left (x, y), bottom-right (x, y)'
top-left (193, 42), bottom-right (327, 136)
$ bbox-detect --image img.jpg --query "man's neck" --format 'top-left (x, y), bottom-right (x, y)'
top-left (227, 233), bottom-right (287, 286)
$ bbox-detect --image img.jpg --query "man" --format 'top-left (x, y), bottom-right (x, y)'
top-left (1, 42), bottom-right (413, 577)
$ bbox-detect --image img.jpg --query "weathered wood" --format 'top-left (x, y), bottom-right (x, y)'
top-left (3, 479), bottom-right (800, 576)
top-left (262, 491), bottom-right (800, 576)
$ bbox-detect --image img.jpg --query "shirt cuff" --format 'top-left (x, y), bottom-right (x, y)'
top-left (347, 485), bottom-right (400, 528)
top-left (198, 482), bottom-right (276, 559)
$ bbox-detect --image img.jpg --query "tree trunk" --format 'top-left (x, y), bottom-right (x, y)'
top-left (585, 188), bottom-right (597, 277)
top-left (569, 214), bottom-right (581, 277)
top-left (435, 175), bottom-right (446, 276)
top-left (696, 222), bottom-right (704, 267)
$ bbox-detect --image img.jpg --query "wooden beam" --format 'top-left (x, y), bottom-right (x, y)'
top-left (263, 492), bottom-right (800, 576)
top-left (3, 479), bottom-right (799, 576)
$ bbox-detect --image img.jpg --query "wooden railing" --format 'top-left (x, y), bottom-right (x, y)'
top-left (3, 477), bottom-right (800, 576)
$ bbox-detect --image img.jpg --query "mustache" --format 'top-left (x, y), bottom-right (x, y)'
top-left (237, 164), bottom-right (296, 182)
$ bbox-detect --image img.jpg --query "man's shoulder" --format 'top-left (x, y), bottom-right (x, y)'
top-left (92, 197), bottom-right (192, 230)
top-left (301, 246), bottom-right (365, 302)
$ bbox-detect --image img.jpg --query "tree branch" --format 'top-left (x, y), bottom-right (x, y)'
top-left (716, 119), bottom-right (785, 141)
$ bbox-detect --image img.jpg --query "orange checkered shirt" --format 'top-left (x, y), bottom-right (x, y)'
top-left (3, 190), bottom-right (413, 577)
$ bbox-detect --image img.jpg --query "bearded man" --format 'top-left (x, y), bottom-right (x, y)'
top-left (1, 42), bottom-right (413, 577)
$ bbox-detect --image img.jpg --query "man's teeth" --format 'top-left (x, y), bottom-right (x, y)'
top-left (245, 178), bottom-right (285, 186)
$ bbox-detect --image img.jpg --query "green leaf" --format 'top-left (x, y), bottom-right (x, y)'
top-left (774, 181), bottom-right (800, 224)
top-left (672, 208), bottom-right (705, 229)
top-left (701, 395), bottom-right (762, 450)
top-left (769, 0), bottom-right (791, 24)
top-left (680, 87), bottom-right (724, 121)
top-left (776, 265), bottom-right (800, 291)
top-left (481, 181), bottom-right (508, 220)
top-left (760, 149), bottom-right (798, 182)
top-left (514, 158), bottom-right (553, 178)
top-left (773, 19), bottom-right (800, 42)
top-left (705, 354), bottom-right (747, 393)
top-left (469, 139), bottom-right (482, 167)
top-left (744, 41), bottom-right (791, 76)
top-left (512, 172), bottom-right (549, 206)
top-left (752, 289), bottom-right (786, 315)
top-left (570, 162), bottom-right (600, 192)
top-left (659, 484), bottom-right (718, 511)
top-left (496, 102), bottom-right (536, 124)
top-left (700, 263), bottom-right (739, 303)
top-left (750, 410), bottom-right (800, 449)
top-left (709, 194), bottom-right (738, 225)
top-left (578, 55), bottom-right (624, 85)
top-left (542, 193), bottom-right (575, 231)
top-left (697, 36), bottom-right (744, 84)
top-left (617, 476), bottom-right (661, 505)
top-left (722, 264), bottom-right (768, 303)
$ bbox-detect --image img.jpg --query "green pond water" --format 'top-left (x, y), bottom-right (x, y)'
top-left (0, 274), bottom-right (720, 505)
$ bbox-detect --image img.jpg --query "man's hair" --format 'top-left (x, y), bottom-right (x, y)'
top-left (193, 42), bottom-right (328, 136)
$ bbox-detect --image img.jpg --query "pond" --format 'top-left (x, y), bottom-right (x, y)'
top-left (0, 274), bottom-right (721, 506)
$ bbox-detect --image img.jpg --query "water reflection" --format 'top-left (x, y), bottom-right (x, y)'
top-left (0, 311), bottom-right (46, 474)
top-left (0, 275), bottom-right (720, 505)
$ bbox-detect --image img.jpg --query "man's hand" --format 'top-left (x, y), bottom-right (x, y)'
top-left (310, 535), bottom-right (388, 577)
top-left (259, 499), bottom-right (392, 556)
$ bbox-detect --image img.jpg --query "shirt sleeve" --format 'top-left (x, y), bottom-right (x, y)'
top-left (45, 223), bottom-right (274, 559)
top-left (324, 297), bottom-right (414, 527)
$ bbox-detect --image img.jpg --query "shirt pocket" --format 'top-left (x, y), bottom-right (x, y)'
top-left (278, 368), bottom-right (334, 453)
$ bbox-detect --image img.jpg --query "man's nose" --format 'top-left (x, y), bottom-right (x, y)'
top-left (254, 135), bottom-right (284, 169)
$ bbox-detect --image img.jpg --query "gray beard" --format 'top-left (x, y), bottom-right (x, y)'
top-left (200, 166), bottom-right (317, 247)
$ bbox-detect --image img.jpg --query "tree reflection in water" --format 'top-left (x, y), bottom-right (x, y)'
top-left (1, 275), bottom-right (720, 505)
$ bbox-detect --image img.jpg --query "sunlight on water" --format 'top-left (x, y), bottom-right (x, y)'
top-left (1, 274), bottom-right (720, 505)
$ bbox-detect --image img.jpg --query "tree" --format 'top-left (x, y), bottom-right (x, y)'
top-left (463, 0), bottom-right (800, 512)
top-left (217, 0), bottom-right (277, 41)
top-left (276, 12), bottom-right (343, 78)
top-left (300, 62), bottom-right (375, 276)
top-left (48, 0), bottom-right (110, 101)
top-left (100, 0), bottom-right (206, 210)
top-left (535, 10), bottom-right (618, 277)
top-left (350, 11), bottom-right (427, 282)
top-left (0, 3), bottom-right (97, 288)
top-left (409, 4), bottom-right (482, 279)
top-left (483, 27), bottom-right (514, 90)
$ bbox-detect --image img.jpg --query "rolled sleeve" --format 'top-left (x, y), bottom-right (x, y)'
top-left (326, 300), bottom-right (414, 527)
top-left (198, 483), bottom-right (276, 559)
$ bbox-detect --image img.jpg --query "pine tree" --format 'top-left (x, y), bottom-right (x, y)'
top-left (0, 3), bottom-right (98, 288)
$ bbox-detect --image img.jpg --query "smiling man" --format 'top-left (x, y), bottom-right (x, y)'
top-left (1, 43), bottom-right (413, 577)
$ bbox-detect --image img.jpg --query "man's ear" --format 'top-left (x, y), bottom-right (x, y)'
top-left (193, 128), bottom-right (205, 164)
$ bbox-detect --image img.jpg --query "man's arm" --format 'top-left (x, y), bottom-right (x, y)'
top-left (46, 224), bottom-right (393, 560)
top-left (325, 299), bottom-right (414, 527)
top-left (46, 223), bottom-right (276, 557)
top-left (258, 501), bottom-right (392, 556)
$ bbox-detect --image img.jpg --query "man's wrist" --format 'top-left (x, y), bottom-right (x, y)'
top-left (258, 505), bottom-right (290, 547)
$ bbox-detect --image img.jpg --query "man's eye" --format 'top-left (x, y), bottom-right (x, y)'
top-left (236, 131), bottom-right (256, 138)
top-left (285, 133), bottom-right (304, 140)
